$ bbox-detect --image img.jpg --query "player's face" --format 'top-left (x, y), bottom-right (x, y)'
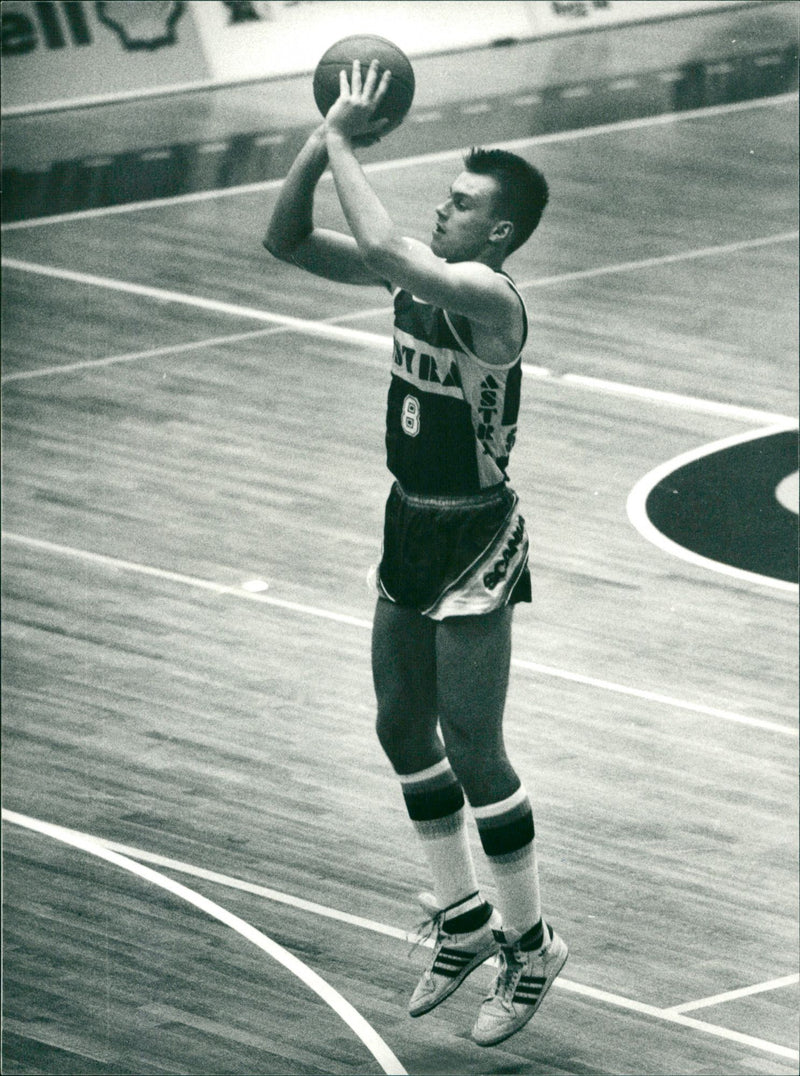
top-left (431, 171), bottom-right (504, 262)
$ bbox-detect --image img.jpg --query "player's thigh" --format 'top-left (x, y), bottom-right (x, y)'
top-left (435, 606), bottom-right (513, 743)
top-left (371, 597), bottom-right (438, 720)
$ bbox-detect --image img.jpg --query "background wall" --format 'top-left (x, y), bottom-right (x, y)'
top-left (1, 0), bottom-right (777, 114)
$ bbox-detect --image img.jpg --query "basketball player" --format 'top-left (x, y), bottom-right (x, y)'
top-left (264, 59), bottom-right (567, 1047)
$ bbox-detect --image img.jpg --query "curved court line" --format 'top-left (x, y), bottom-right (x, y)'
top-left (776, 471), bottom-right (799, 514)
top-left (2, 809), bottom-right (407, 1076)
top-left (627, 423), bottom-right (800, 594)
top-left (1, 92), bottom-right (795, 232)
top-left (4, 812), bottom-right (797, 1064)
top-left (3, 529), bottom-right (796, 738)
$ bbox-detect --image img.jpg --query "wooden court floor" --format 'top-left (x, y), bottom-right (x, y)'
top-left (2, 84), bottom-right (799, 1075)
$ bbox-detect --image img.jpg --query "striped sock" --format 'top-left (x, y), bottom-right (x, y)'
top-left (472, 784), bottom-right (545, 944)
top-left (398, 759), bottom-right (481, 911)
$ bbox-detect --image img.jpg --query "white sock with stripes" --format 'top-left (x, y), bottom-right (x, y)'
top-left (398, 759), bottom-right (480, 911)
top-left (472, 784), bottom-right (544, 943)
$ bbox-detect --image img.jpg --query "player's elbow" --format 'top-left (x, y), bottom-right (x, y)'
top-left (263, 233), bottom-right (294, 262)
top-left (362, 233), bottom-right (403, 276)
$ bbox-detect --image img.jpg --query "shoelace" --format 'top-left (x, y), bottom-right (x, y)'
top-left (489, 945), bottom-right (526, 1004)
top-left (408, 907), bottom-right (446, 957)
top-left (407, 890), bottom-right (482, 958)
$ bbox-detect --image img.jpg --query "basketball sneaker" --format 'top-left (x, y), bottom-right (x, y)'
top-left (471, 923), bottom-right (568, 1046)
top-left (408, 892), bottom-right (502, 1017)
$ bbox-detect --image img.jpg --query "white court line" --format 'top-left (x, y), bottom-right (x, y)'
top-left (1, 92), bottom-right (795, 232)
top-left (0, 309), bottom-right (387, 384)
top-left (2, 809), bottom-right (407, 1076)
top-left (0, 327), bottom-right (293, 384)
top-left (511, 657), bottom-right (797, 735)
top-left (3, 811), bottom-right (797, 1064)
top-left (664, 974), bottom-right (800, 1016)
top-left (559, 374), bottom-right (795, 427)
top-left (2, 256), bottom-right (795, 427)
top-left (0, 257), bottom-right (390, 352)
top-left (3, 229), bottom-right (798, 408)
top-left (2, 530), bottom-right (796, 738)
top-left (0, 531), bottom-right (374, 630)
top-left (521, 231), bottom-right (799, 289)
top-left (627, 424), bottom-right (800, 594)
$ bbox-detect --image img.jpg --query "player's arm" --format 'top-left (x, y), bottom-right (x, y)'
top-left (328, 171), bottom-right (518, 326)
top-left (324, 64), bottom-right (519, 328)
top-left (263, 124), bottom-right (387, 287)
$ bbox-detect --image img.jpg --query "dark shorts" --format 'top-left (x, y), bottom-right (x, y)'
top-left (375, 482), bottom-right (532, 620)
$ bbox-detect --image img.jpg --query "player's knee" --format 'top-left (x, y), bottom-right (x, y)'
top-left (376, 704), bottom-right (440, 772)
top-left (441, 725), bottom-right (511, 789)
top-left (442, 736), bottom-right (482, 785)
top-left (375, 702), bottom-right (416, 766)
top-left (449, 751), bottom-right (519, 806)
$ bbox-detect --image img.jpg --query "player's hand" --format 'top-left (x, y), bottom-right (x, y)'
top-left (325, 59), bottom-right (391, 145)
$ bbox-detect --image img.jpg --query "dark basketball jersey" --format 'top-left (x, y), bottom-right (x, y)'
top-left (386, 276), bottom-right (528, 496)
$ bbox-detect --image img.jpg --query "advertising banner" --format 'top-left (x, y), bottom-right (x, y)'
top-left (0, 0), bottom-right (775, 113)
top-left (189, 0), bottom-right (537, 83)
top-left (523, 0), bottom-right (757, 36)
top-left (1, 0), bottom-right (210, 112)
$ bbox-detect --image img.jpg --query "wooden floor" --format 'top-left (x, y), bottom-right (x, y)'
top-left (2, 64), bottom-right (799, 1076)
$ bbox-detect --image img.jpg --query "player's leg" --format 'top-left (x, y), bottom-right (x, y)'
top-left (372, 596), bottom-right (441, 774)
top-left (372, 597), bottom-right (497, 1014)
top-left (373, 596), bottom-right (480, 908)
top-left (436, 607), bottom-right (543, 932)
top-left (435, 606), bottom-right (518, 805)
top-left (435, 606), bottom-right (567, 1044)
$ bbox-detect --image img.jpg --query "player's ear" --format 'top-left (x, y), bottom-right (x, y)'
top-left (490, 219), bottom-right (514, 246)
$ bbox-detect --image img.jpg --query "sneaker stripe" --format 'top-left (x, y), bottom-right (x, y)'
top-left (409, 914), bottom-right (503, 1018)
top-left (514, 989), bottom-right (544, 1003)
top-left (513, 974), bottom-right (547, 1002)
top-left (436, 949), bottom-right (476, 963)
top-left (433, 954), bottom-right (476, 974)
top-left (471, 931), bottom-right (569, 1045)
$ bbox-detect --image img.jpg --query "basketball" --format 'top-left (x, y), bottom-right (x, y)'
top-left (313, 35), bottom-right (416, 134)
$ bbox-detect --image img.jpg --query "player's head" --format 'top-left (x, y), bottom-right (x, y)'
top-left (430, 147), bottom-right (548, 264)
top-left (464, 148), bottom-right (549, 255)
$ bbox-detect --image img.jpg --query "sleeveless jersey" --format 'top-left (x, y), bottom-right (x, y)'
top-left (385, 275), bottom-right (528, 496)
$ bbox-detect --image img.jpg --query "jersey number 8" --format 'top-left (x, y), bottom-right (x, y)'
top-left (401, 394), bottom-right (421, 437)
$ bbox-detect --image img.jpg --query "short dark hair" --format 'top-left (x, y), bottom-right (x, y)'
top-left (464, 147), bottom-right (549, 254)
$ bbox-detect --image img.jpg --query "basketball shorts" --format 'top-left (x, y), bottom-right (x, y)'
top-left (375, 482), bottom-right (532, 620)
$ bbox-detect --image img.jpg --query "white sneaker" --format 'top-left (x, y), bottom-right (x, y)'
top-left (408, 893), bottom-right (501, 1017)
top-left (471, 925), bottom-right (568, 1046)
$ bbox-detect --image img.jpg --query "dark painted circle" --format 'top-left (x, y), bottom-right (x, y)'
top-left (646, 429), bottom-right (798, 584)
